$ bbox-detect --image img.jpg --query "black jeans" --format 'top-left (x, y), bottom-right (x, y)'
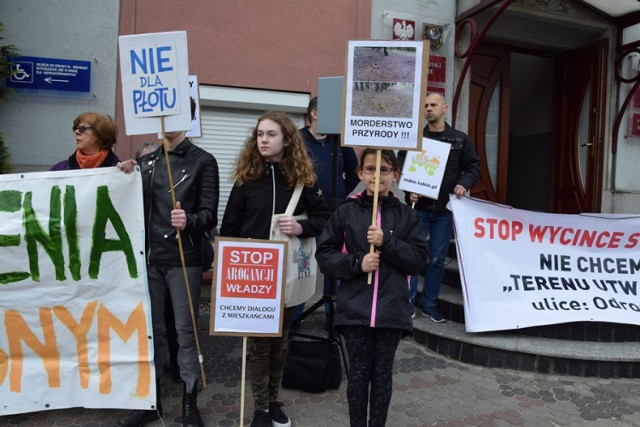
top-left (342, 326), bottom-right (402, 427)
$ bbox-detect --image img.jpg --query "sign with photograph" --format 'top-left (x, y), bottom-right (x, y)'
top-left (342, 39), bottom-right (429, 150)
top-left (451, 196), bottom-right (640, 332)
top-left (119, 31), bottom-right (191, 135)
top-left (399, 137), bottom-right (450, 200)
top-left (210, 238), bottom-right (286, 337)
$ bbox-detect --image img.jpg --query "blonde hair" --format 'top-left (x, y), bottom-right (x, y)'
top-left (232, 111), bottom-right (316, 188)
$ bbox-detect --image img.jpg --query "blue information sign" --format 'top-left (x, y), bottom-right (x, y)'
top-left (5, 55), bottom-right (91, 93)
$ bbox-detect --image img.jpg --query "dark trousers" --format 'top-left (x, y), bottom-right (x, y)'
top-left (147, 264), bottom-right (202, 393)
top-left (409, 210), bottom-right (453, 311)
top-left (342, 326), bottom-right (402, 427)
top-left (249, 306), bottom-right (296, 410)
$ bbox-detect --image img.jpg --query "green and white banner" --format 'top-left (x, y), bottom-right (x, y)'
top-left (0, 168), bottom-right (154, 415)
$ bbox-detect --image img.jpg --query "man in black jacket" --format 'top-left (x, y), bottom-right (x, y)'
top-left (398, 92), bottom-right (480, 322)
top-left (117, 119), bottom-right (219, 427)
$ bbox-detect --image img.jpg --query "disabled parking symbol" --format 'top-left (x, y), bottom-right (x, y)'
top-left (10, 61), bottom-right (34, 83)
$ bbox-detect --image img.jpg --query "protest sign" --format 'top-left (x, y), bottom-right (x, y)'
top-left (157, 75), bottom-right (202, 139)
top-left (119, 31), bottom-right (191, 135)
top-left (210, 238), bottom-right (286, 337)
top-left (186, 75), bottom-right (202, 138)
top-left (451, 196), bottom-right (640, 332)
top-left (0, 168), bottom-right (153, 415)
top-left (399, 137), bottom-right (451, 199)
top-left (342, 39), bottom-right (428, 150)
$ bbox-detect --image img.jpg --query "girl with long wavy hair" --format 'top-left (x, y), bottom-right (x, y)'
top-left (220, 111), bottom-right (330, 427)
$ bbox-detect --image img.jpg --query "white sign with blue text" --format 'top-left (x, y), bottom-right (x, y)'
top-left (119, 31), bottom-right (191, 135)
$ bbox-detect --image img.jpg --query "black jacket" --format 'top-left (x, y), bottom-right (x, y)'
top-left (398, 123), bottom-right (481, 211)
top-left (139, 138), bottom-right (219, 267)
top-left (300, 127), bottom-right (359, 206)
top-left (315, 192), bottom-right (428, 334)
top-left (220, 163), bottom-right (330, 240)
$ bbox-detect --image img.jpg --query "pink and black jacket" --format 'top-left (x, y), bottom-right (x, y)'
top-left (315, 191), bottom-right (428, 335)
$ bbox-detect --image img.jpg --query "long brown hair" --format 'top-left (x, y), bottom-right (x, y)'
top-left (232, 111), bottom-right (316, 188)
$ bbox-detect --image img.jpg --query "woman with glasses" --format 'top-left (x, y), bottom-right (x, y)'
top-left (316, 148), bottom-right (428, 427)
top-left (50, 112), bottom-right (119, 170)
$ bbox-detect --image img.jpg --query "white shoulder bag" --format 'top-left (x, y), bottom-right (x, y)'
top-left (270, 184), bottom-right (318, 307)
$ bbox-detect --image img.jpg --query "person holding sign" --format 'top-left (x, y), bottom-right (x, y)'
top-left (398, 92), bottom-right (481, 322)
top-left (117, 104), bottom-right (219, 427)
top-left (316, 148), bottom-right (427, 427)
top-left (295, 96), bottom-right (359, 322)
top-left (50, 112), bottom-right (120, 170)
top-left (220, 111), bottom-right (329, 427)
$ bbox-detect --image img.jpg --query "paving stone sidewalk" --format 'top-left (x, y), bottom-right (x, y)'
top-left (2, 301), bottom-right (639, 426)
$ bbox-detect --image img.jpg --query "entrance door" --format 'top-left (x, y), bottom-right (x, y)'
top-left (551, 40), bottom-right (607, 213)
top-left (469, 40), bottom-right (607, 213)
top-left (469, 45), bottom-right (510, 203)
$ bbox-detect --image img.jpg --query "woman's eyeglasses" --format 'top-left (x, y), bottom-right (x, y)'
top-left (72, 126), bottom-right (93, 134)
top-left (361, 166), bottom-right (395, 175)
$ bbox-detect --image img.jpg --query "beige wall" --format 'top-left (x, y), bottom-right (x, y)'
top-left (115, 0), bottom-right (371, 158)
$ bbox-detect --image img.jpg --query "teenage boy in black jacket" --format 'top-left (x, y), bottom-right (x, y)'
top-left (117, 101), bottom-right (219, 427)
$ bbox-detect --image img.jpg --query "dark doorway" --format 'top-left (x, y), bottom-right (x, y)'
top-left (468, 39), bottom-right (607, 213)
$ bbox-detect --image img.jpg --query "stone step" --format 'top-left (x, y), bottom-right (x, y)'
top-left (412, 266), bottom-right (640, 378)
top-left (411, 314), bottom-right (640, 378)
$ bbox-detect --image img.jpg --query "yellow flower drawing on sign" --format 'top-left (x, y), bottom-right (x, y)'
top-left (408, 150), bottom-right (441, 176)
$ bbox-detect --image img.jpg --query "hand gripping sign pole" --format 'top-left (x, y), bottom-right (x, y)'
top-left (341, 39), bottom-right (429, 284)
top-left (160, 116), bottom-right (207, 388)
top-left (119, 30), bottom-right (206, 388)
top-left (367, 150), bottom-right (382, 284)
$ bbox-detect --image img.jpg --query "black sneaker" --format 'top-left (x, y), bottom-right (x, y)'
top-left (421, 308), bottom-right (446, 323)
top-left (268, 401), bottom-right (291, 427)
top-left (250, 410), bottom-right (271, 427)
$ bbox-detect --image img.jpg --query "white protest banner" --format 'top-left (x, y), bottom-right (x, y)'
top-left (451, 196), bottom-right (640, 332)
top-left (342, 39), bottom-right (429, 150)
top-left (119, 30), bottom-right (191, 135)
top-left (210, 238), bottom-right (286, 336)
top-left (0, 168), bottom-right (154, 415)
top-left (399, 137), bottom-right (451, 199)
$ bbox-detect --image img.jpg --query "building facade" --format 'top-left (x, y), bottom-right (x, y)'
top-left (1, 0), bottom-right (639, 221)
